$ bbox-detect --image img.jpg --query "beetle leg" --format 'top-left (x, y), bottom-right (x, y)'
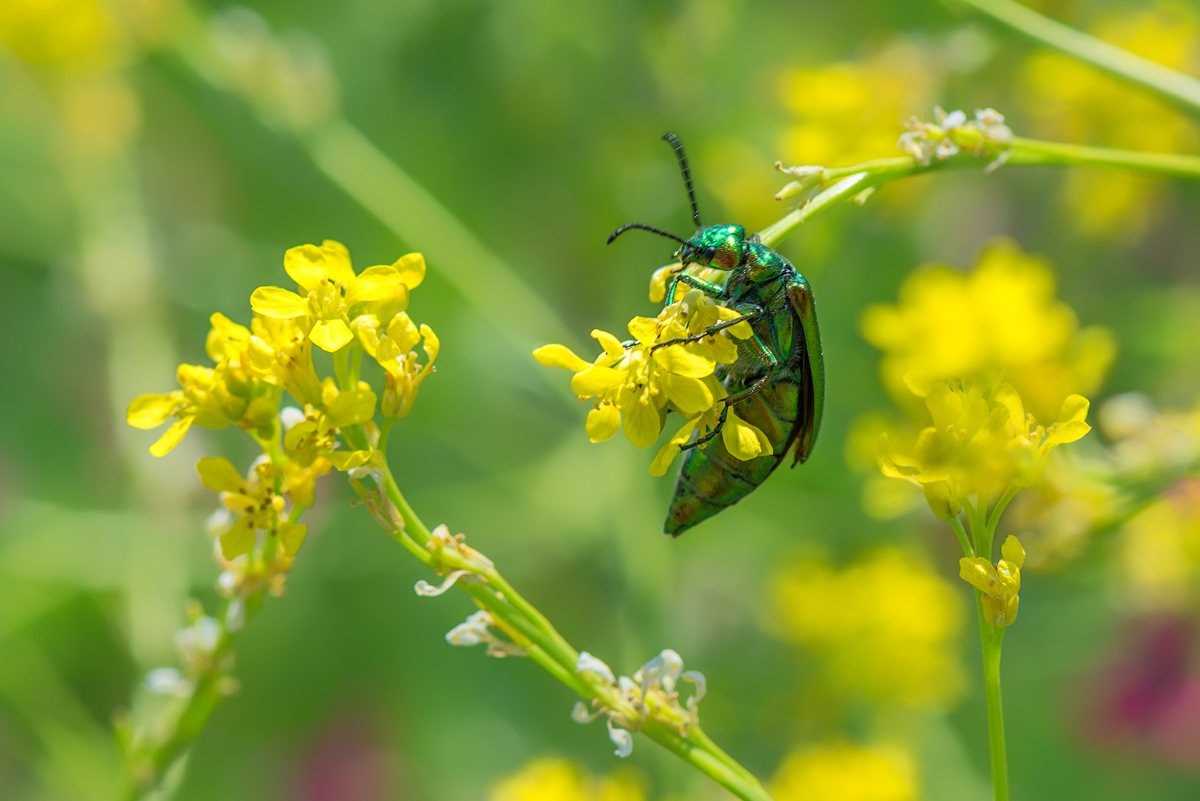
top-left (650, 307), bottom-right (762, 353)
top-left (680, 330), bottom-right (780, 451)
top-left (672, 271), bottom-right (726, 299)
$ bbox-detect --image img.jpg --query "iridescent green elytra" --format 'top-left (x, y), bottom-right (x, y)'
top-left (609, 134), bottom-right (825, 536)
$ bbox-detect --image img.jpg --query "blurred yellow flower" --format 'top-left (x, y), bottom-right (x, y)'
top-left (861, 240), bottom-right (1115, 422)
top-left (1018, 4), bottom-right (1200, 239)
top-left (771, 741), bottom-right (918, 801)
top-left (767, 549), bottom-right (964, 708)
top-left (0, 0), bottom-right (123, 71)
top-left (777, 39), bottom-right (940, 168)
top-left (960, 535), bottom-right (1025, 628)
top-left (535, 289), bottom-right (768, 469)
top-left (1115, 479), bottom-right (1200, 611)
top-left (879, 377), bottom-right (1091, 520)
top-left (490, 758), bottom-right (644, 801)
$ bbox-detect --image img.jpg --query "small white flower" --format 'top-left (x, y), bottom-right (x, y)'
top-left (446, 609), bottom-right (492, 646)
top-left (976, 107), bottom-right (1005, 127)
top-left (941, 109), bottom-right (967, 129)
top-left (571, 701), bottom-right (601, 724)
top-left (216, 570), bottom-right (239, 598)
top-left (414, 569), bottom-right (472, 597)
top-left (607, 719), bottom-right (633, 758)
top-left (577, 651), bottom-right (616, 685)
top-left (682, 670), bottom-right (707, 708)
top-left (225, 598), bottom-right (246, 633)
top-left (935, 138), bottom-right (960, 160)
top-left (145, 667), bottom-right (192, 697)
top-left (639, 648), bottom-right (683, 693)
top-left (618, 675), bottom-right (639, 699)
top-left (429, 524), bottom-right (456, 547)
top-left (279, 406), bottom-right (306, 431)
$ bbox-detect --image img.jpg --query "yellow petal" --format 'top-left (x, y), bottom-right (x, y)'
top-left (220, 518), bottom-right (256, 560)
top-left (649, 265), bottom-right (676, 304)
top-left (197, 456), bottom-right (244, 493)
top-left (922, 481), bottom-right (961, 521)
top-left (328, 450), bottom-right (372, 470)
top-left (649, 419), bottom-right (697, 476)
top-left (592, 329), bottom-right (625, 359)
top-left (127, 393), bottom-right (182, 429)
top-left (419, 324), bottom-right (440, 364)
top-left (533, 344), bottom-right (591, 372)
top-left (628, 316), bottom-right (659, 345)
top-left (585, 404), bottom-right (622, 442)
top-left (1001, 535), bottom-right (1026, 569)
top-left (320, 240), bottom-right (356, 285)
top-left (283, 245), bottom-right (327, 292)
top-left (958, 557), bottom-right (997, 593)
top-left (327, 389), bottom-right (377, 428)
top-left (1058, 394), bottom-right (1090, 425)
top-left (393, 252), bottom-right (426, 289)
top-left (653, 345), bottom-right (715, 379)
top-left (251, 286), bottom-right (310, 318)
top-left (309, 319), bottom-right (355, 352)
top-left (993, 383), bottom-right (1025, 430)
top-left (623, 396), bottom-right (662, 449)
top-left (925, 383), bottom-right (963, 430)
top-left (284, 420), bottom-right (317, 452)
top-left (346, 265), bottom-right (401, 305)
top-left (664, 373), bottom-right (714, 415)
top-left (149, 417), bottom-right (193, 456)
top-left (902, 371), bottom-right (935, 398)
top-left (722, 409), bottom-right (767, 461)
top-left (571, 366), bottom-right (624, 397)
top-left (715, 306), bottom-right (754, 339)
top-left (279, 522), bottom-right (308, 557)
top-left (386, 312), bottom-right (421, 352)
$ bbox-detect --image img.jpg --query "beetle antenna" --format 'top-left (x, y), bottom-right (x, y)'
top-left (607, 223), bottom-right (693, 247)
top-left (662, 132), bottom-right (701, 229)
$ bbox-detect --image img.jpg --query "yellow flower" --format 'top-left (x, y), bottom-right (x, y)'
top-left (879, 378), bottom-right (1091, 520)
top-left (1018, 4), bottom-right (1200, 240)
top-left (489, 758), bottom-right (644, 801)
top-left (960, 536), bottom-right (1025, 628)
top-left (771, 741), bottom-right (918, 801)
top-left (356, 312), bottom-right (440, 419)
top-left (128, 312), bottom-right (285, 456)
top-left (535, 290), bottom-right (760, 462)
top-left (197, 457), bottom-right (306, 560)
top-left (250, 241), bottom-right (421, 353)
top-left (0, 0), bottom-right (125, 72)
top-left (861, 240), bottom-right (1115, 422)
top-left (245, 314), bottom-right (325, 407)
top-left (767, 549), bottom-right (964, 709)
top-left (1114, 480), bottom-right (1200, 611)
top-left (282, 378), bottom-right (375, 469)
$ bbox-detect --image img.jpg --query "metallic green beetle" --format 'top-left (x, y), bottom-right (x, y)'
top-left (609, 134), bottom-right (825, 536)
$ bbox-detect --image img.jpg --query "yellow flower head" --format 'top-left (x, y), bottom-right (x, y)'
top-left (489, 758), bottom-right (643, 801)
top-left (960, 535), bottom-right (1026, 628)
top-left (767, 549), bottom-right (964, 709)
top-left (250, 241), bottom-right (424, 353)
top-left (355, 311), bottom-right (440, 418)
top-left (879, 377), bottom-right (1090, 520)
top-left (127, 313), bottom-right (281, 456)
top-left (535, 289), bottom-right (769, 471)
top-left (771, 741), bottom-right (918, 801)
top-left (197, 456), bottom-right (305, 560)
top-left (861, 240), bottom-right (1115, 422)
top-left (282, 378), bottom-right (375, 469)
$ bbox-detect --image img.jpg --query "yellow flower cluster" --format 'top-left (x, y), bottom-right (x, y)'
top-left (767, 549), bottom-right (964, 709)
top-left (1019, 4), bottom-right (1200, 239)
top-left (129, 241), bottom-right (435, 458)
top-left (861, 240), bottom-right (1114, 422)
top-left (879, 376), bottom-right (1091, 520)
top-left (960, 535), bottom-right (1026, 629)
top-left (535, 288), bottom-right (772, 475)
top-left (197, 456), bottom-right (305, 561)
top-left (777, 38), bottom-right (941, 168)
top-left (489, 758), bottom-right (643, 801)
top-left (771, 741), bottom-right (918, 801)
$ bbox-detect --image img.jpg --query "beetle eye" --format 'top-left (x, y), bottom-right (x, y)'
top-left (703, 246), bottom-right (717, 261)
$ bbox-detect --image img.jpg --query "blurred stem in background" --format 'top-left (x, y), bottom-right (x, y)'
top-left (946, 0), bottom-right (1200, 117)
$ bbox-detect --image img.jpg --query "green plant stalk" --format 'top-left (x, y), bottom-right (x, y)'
top-left (946, 0), bottom-right (1200, 117)
top-left (977, 598), bottom-right (1009, 801)
top-left (966, 497), bottom-right (1010, 801)
top-left (759, 139), bottom-right (1200, 249)
top-left (366, 449), bottom-right (774, 801)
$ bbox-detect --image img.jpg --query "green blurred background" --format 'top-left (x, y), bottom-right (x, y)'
top-left (3, 0), bottom-right (1200, 799)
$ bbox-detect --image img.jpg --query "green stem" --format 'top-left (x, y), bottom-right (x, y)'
top-left (949, 514), bottom-right (976, 558)
top-left (946, 0), bottom-right (1200, 117)
top-left (368, 452), bottom-right (774, 801)
top-left (758, 139), bottom-right (1200, 249)
top-left (977, 604), bottom-right (1010, 801)
top-left (987, 485), bottom-right (1019, 537)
